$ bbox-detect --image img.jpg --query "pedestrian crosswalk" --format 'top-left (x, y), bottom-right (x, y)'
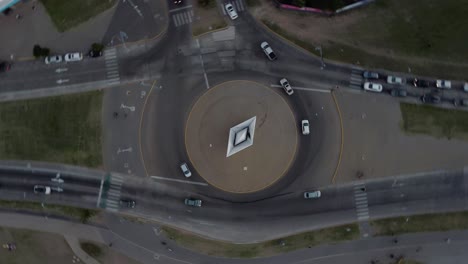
top-left (105, 174), bottom-right (124, 212)
top-left (221, 0), bottom-right (246, 14)
top-left (353, 183), bottom-right (369, 221)
top-left (104, 47), bottom-right (120, 85)
top-left (349, 67), bottom-right (363, 89)
top-left (172, 10), bottom-right (194, 27)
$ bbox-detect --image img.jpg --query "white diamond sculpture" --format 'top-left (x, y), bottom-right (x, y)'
top-left (226, 116), bottom-right (256, 157)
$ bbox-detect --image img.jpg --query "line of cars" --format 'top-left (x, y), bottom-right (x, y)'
top-left (362, 71), bottom-right (468, 106)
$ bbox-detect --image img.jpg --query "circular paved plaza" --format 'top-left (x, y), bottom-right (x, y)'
top-left (185, 81), bottom-right (298, 193)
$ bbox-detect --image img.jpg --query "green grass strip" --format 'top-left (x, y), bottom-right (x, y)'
top-left (372, 211), bottom-right (468, 236)
top-left (400, 103), bottom-right (468, 141)
top-left (163, 223), bottom-right (359, 258)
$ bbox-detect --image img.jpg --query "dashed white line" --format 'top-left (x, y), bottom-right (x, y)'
top-left (150, 176), bottom-right (208, 186)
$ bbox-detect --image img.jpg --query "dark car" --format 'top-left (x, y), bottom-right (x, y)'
top-left (362, 71), bottom-right (379, 79)
top-left (0, 61), bottom-right (11, 72)
top-left (390, 88), bottom-right (407, 97)
top-left (421, 94), bottom-right (441, 104)
top-left (174, 0), bottom-right (182, 4)
top-left (89, 50), bottom-right (103, 58)
top-left (184, 198), bottom-right (202, 207)
top-left (120, 199), bottom-right (136, 208)
top-left (413, 78), bottom-right (429, 88)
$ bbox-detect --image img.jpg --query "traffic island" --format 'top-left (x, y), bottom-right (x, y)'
top-left (185, 80), bottom-right (298, 193)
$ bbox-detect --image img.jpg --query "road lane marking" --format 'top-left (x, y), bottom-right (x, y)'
top-left (204, 73), bottom-right (210, 89)
top-left (270, 84), bottom-right (331, 93)
top-left (169, 4), bottom-right (193, 13)
top-left (150, 176), bottom-right (208, 186)
top-left (96, 178), bottom-right (104, 208)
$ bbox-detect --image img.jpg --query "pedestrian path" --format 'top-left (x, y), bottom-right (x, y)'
top-left (353, 183), bottom-right (369, 221)
top-left (104, 174), bottom-right (124, 212)
top-left (171, 9), bottom-right (194, 28)
top-left (104, 47), bottom-right (120, 85)
top-left (349, 67), bottom-right (363, 89)
top-left (221, 0), bottom-right (246, 14)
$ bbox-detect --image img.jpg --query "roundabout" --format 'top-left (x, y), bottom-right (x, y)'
top-left (185, 80), bottom-right (298, 193)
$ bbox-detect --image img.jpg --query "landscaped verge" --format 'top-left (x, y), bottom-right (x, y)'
top-left (40, 0), bottom-right (116, 32)
top-left (192, 0), bottom-right (228, 37)
top-left (0, 91), bottom-right (103, 167)
top-left (371, 211), bottom-right (468, 236)
top-left (162, 223), bottom-right (359, 258)
top-left (400, 103), bottom-right (468, 141)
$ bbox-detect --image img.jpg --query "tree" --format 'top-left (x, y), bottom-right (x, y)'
top-left (293, 0), bottom-right (305, 7)
top-left (32, 45), bottom-right (50, 58)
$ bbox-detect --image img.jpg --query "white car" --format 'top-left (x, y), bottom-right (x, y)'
top-left (225, 3), bottom-right (238, 20)
top-left (279, 78), bottom-right (293, 95)
top-left (301, 120), bottom-right (310, 135)
top-left (363, 82), bottom-right (383, 93)
top-left (260, 41), bottom-right (277, 61)
top-left (436, 80), bottom-right (451, 89)
top-left (34, 185), bottom-right (51, 195)
top-left (45, 55), bottom-right (62, 64)
top-left (464, 83), bottom-right (468, 92)
top-left (387, 76), bottom-right (403, 84)
top-left (64, 52), bottom-right (83, 62)
top-left (180, 162), bottom-right (192, 178)
top-left (304, 190), bottom-right (321, 199)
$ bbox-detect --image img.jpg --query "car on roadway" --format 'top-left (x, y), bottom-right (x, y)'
top-left (301, 120), bottom-right (310, 135)
top-left (412, 78), bottom-right (429, 88)
top-left (89, 50), bottom-right (103, 58)
top-left (260, 41), bottom-right (277, 61)
top-left (464, 83), bottom-right (468, 92)
top-left (64, 52), bottom-right (83, 62)
top-left (363, 82), bottom-right (383, 93)
top-left (45, 55), bottom-right (62, 64)
top-left (180, 162), bottom-right (192, 177)
top-left (0, 61), bottom-right (11, 72)
top-left (120, 199), bottom-right (136, 208)
top-left (390, 88), bottom-right (407, 97)
top-left (387, 76), bottom-right (404, 84)
top-left (173, 0), bottom-right (182, 4)
top-left (436, 80), bottom-right (451, 89)
top-left (362, 71), bottom-right (379, 79)
top-left (279, 78), bottom-right (293, 95)
top-left (184, 198), bottom-right (202, 207)
top-left (225, 3), bottom-right (238, 20)
top-left (34, 185), bottom-right (51, 195)
top-left (304, 190), bottom-right (321, 199)
top-left (421, 94), bottom-right (441, 104)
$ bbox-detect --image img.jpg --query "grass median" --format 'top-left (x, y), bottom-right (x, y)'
top-left (372, 211), bottom-right (468, 236)
top-left (162, 223), bottom-right (359, 258)
top-left (0, 91), bottom-right (103, 167)
top-left (40, 0), bottom-right (116, 32)
top-left (400, 103), bottom-right (468, 141)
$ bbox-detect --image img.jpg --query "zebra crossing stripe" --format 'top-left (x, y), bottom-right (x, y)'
top-left (238, 0), bottom-right (245, 11)
top-left (172, 15), bottom-right (178, 26)
top-left (188, 12), bottom-right (192, 23)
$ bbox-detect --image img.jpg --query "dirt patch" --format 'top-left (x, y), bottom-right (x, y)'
top-left (192, 1), bottom-right (228, 36)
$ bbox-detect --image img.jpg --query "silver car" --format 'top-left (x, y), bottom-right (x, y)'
top-left (180, 162), bottom-right (192, 177)
top-left (45, 55), bottom-right (62, 64)
top-left (304, 190), bottom-right (321, 199)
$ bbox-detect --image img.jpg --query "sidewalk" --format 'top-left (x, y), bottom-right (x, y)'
top-left (0, 1), bottom-right (117, 60)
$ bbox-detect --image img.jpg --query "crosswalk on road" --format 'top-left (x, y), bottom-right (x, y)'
top-left (104, 47), bottom-right (120, 85)
top-left (221, 0), bottom-right (246, 14)
top-left (349, 67), bottom-right (363, 89)
top-left (172, 10), bottom-right (194, 27)
top-left (353, 183), bottom-right (370, 221)
top-left (105, 174), bottom-right (124, 212)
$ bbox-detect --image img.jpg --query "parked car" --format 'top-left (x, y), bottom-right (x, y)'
top-left (64, 52), bottom-right (83, 62)
top-left (436, 80), bottom-right (451, 89)
top-left (363, 82), bottom-right (383, 93)
top-left (362, 71), bottom-right (379, 79)
top-left (120, 199), bottom-right (136, 208)
top-left (304, 190), bottom-right (321, 199)
top-left (0, 61), bottom-right (11, 72)
top-left (45, 55), bottom-right (62, 64)
top-left (462, 99), bottom-right (468, 106)
top-left (279, 78), bottom-right (293, 95)
top-left (180, 162), bottom-right (192, 177)
top-left (34, 185), bottom-right (51, 195)
top-left (89, 50), bottom-right (103, 58)
top-left (173, 0), bottom-right (182, 4)
top-left (387, 76), bottom-right (404, 84)
top-left (412, 78), bottom-right (429, 88)
top-left (260, 42), bottom-right (277, 61)
top-left (225, 3), bottom-right (238, 20)
top-left (453, 98), bottom-right (468, 107)
top-left (421, 94), bottom-right (441, 104)
top-left (301, 120), bottom-right (310, 135)
top-left (184, 198), bottom-right (202, 207)
top-left (390, 88), bottom-right (407, 97)
top-left (463, 83), bottom-right (468, 92)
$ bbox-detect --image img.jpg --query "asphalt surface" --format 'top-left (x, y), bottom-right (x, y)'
top-left (1, 1), bottom-right (468, 264)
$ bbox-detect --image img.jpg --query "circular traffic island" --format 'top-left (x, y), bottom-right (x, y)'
top-left (185, 80), bottom-right (298, 193)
